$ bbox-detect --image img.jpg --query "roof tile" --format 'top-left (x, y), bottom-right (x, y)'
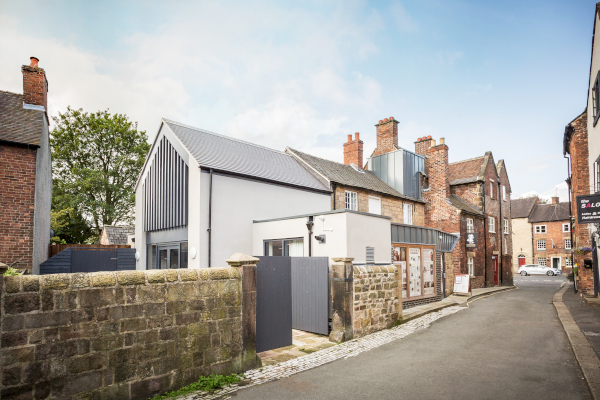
top-left (0, 91), bottom-right (44, 146)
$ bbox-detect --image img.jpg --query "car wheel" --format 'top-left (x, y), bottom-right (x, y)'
top-left (547, 271), bottom-right (554, 276)
top-left (520, 271), bottom-right (527, 276)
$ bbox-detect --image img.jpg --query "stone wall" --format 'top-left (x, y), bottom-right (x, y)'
top-left (352, 265), bottom-right (400, 338)
top-left (0, 268), bottom-right (253, 400)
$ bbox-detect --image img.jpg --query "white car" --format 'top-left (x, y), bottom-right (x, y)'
top-left (518, 264), bottom-right (562, 276)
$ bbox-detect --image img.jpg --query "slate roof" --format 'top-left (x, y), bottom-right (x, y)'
top-left (448, 157), bottom-right (484, 186)
top-left (528, 202), bottom-right (570, 223)
top-left (0, 91), bottom-right (45, 146)
top-left (447, 195), bottom-right (484, 216)
top-left (287, 148), bottom-right (424, 202)
top-left (101, 225), bottom-right (135, 245)
top-left (511, 197), bottom-right (538, 219)
top-left (163, 120), bottom-right (329, 192)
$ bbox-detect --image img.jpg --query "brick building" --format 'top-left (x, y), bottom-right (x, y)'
top-left (564, 109), bottom-right (595, 294)
top-left (529, 198), bottom-right (572, 271)
top-left (415, 137), bottom-right (513, 288)
top-left (510, 196), bottom-right (540, 272)
top-left (0, 58), bottom-right (52, 273)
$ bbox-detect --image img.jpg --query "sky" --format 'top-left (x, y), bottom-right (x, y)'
top-left (0, 0), bottom-right (595, 201)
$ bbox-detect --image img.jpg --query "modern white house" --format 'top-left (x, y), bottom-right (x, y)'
top-left (134, 119), bottom-right (331, 270)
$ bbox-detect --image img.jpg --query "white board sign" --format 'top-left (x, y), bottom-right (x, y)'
top-left (453, 274), bottom-right (470, 295)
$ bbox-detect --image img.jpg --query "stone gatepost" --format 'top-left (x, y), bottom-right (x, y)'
top-left (226, 253), bottom-right (259, 371)
top-left (330, 257), bottom-right (354, 343)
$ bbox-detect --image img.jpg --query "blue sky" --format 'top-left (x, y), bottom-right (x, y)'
top-left (0, 0), bottom-right (595, 200)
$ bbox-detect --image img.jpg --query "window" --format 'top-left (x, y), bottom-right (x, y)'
top-left (593, 70), bottom-right (600, 126)
top-left (562, 223), bottom-right (570, 232)
top-left (403, 203), bottom-right (413, 225)
top-left (368, 196), bottom-right (381, 215)
top-left (180, 242), bottom-right (188, 269)
top-left (468, 257), bottom-right (474, 276)
top-left (264, 238), bottom-right (304, 256)
top-left (147, 245), bottom-right (157, 269)
top-left (366, 247), bottom-right (375, 264)
top-left (488, 217), bottom-right (495, 233)
top-left (467, 218), bottom-right (474, 233)
top-left (595, 157), bottom-right (600, 193)
top-left (489, 182), bottom-right (494, 199)
top-left (345, 191), bottom-right (357, 211)
top-left (503, 219), bottom-right (509, 234)
top-left (148, 242), bottom-right (187, 269)
top-left (537, 240), bottom-right (546, 251)
top-left (565, 239), bottom-right (572, 250)
top-left (504, 238), bottom-right (507, 254)
top-left (538, 257), bottom-right (547, 266)
top-left (534, 225), bottom-right (547, 234)
top-left (566, 258), bottom-right (573, 267)
top-left (502, 185), bottom-right (506, 201)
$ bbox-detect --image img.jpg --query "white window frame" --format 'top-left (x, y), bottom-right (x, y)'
top-left (534, 225), bottom-right (547, 234)
top-left (538, 257), bottom-right (547, 266)
top-left (503, 219), bottom-right (509, 234)
top-left (565, 239), bottom-right (572, 250)
top-left (466, 218), bottom-right (474, 233)
top-left (566, 257), bottom-right (573, 267)
top-left (368, 196), bottom-right (381, 215)
top-left (537, 240), bottom-right (546, 251)
top-left (562, 223), bottom-right (570, 232)
top-left (502, 185), bottom-right (506, 201)
top-left (468, 257), bottom-right (474, 276)
top-left (403, 203), bottom-right (413, 225)
top-left (345, 191), bottom-right (357, 211)
top-left (489, 182), bottom-right (494, 199)
top-left (488, 217), bottom-right (495, 233)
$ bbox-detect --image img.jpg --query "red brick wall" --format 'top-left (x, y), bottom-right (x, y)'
top-left (0, 144), bottom-right (37, 270)
top-left (414, 137), bottom-right (434, 156)
top-left (454, 215), bottom-right (487, 289)
top-left (532, 220), bottom-right (572, 271)
top-left (497, 164), bottom-right (513, 285)
top-left (450, 182), bottom-right (484, 210)
top-left (343, 132), bottom-right (363, 168)
top-left (372, 118), bottom-right (398, 156)
top-left (567, 112), bottom-right (593, 294)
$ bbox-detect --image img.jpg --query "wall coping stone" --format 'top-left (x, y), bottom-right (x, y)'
top-left (332, 257), bottom-right (354, 263)
top-left (353, 265), bottom-right (398, 274)
top-left (226, 253), bottom-right (259, 267)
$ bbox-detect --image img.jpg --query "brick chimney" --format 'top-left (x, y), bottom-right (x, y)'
top-left (373, 117), bottom-right (399, 156)
top-left (415, 136), bottom-right (436, 156)
top-left (551, 196), bottom-right (559, 204)
top-left (344, 132), bottom-right (363, 168)
top-left (422, 139), bottom-right (451, 228)
top-left (22, 57), bottom-right (48, 113)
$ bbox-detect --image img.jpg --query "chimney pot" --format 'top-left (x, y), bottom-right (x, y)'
top-left (30, 57), bottom-right (39, 68)
top-left (390, 116), bottom-right (393, 120)
top-left (439, 137), bottom-right (445, 145)
top-left (355, 132), bottom-right (360, 141)
top-left (427, 135), bottom-right (431, 139)
top-left (347, 134), bottom-right (352, 142)
top-left (379, 120), bottom-right (383, 124)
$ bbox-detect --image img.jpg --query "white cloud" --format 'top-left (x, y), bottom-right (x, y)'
top-left (519, 181), bottom-right (569, 203)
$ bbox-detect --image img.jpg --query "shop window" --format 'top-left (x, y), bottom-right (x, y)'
top-left (394, 245), bottom-right (436, 300)
top-left (393, 246), bottom-right (407, 299)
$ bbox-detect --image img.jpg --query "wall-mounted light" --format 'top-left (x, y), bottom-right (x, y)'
top-left (190, 248), bottom-right (197, 259)
top-left (315, 234), bottom-right (326, 244)
top-left (135, 252), bottom-right (140, 261)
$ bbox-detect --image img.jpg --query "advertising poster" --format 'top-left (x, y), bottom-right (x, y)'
top-left (453, 274), bottom-right (470, 295)
top-left (409, 248), bottom-right (421, 297)
top-left (423, 248), bottom-right (435, 295)
top-left (399, 261), bottom-right (407, 298)
top-left (393, 246), bottom-right (407, 298)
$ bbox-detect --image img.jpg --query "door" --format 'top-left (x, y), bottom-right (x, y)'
top-left (518, 257), bottom-right (526, 268)
top-left (158, 245), bottom-right (180, 269)
top-left (72, 249), bottom-right (117, 273)
top-left (291, 257), bottom-right (329, 335)
top-left (493, 255), bottom-right (498, 286)
top-left (552, 257), bottom-right (560, 270)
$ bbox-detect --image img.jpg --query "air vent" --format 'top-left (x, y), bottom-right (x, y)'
top-left (366, 247), bottom-right (375, 264)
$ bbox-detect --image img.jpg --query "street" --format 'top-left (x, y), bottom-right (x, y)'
top-left (234, 276), bottom-right (591, 400)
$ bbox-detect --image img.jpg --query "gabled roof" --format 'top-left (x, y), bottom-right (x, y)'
top-left (163, 119), bottom-right (329, 192)
top-left (528, 202), bottom-right (570, 223)
top-left (511, 197), bottom-right (538, 219)
top-left (0, 90), bottom-right (45, 146)
top-left (448, 156), bottom-right (484, 186)
top-left (447, 195), bottom-right (484, 216)
top-left (102, 225), bottom-right (135, 245)
top-left (287, 148), bottom-right (424, 202)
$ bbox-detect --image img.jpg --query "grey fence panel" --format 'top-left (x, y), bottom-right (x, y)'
top-left (256, 256), bottom-right (293, 353)
top-left (72, 250), bottom-right (118, 273)
top-left (291, 257), bottom-right (329, 335)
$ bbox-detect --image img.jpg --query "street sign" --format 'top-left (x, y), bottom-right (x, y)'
top-left (466, 232), bottom-right (477, 248)
top-left (453, 274), bottom-right (470, 295)
top-left (576, 194), bottom-right (600, 224)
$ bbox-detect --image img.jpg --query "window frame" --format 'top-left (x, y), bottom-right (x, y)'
top-left (467, 257), bottom-right (474, 276)
top-left (392, 244), bottom-right (436, 301)
top-left (503, 219), bottom-right (509, 234)
top-left (466, 218), bottom-right (474, 233)
top-left (538, 257), bottom-right (547, 266)
top-left (502, 185), bottom-right (506, 202)
top-left (264, 237), bottom-right (304, 257)
top-left (489, 182), bottom-right (494, 199)
top-left (345, 191), bottom-right (358, 211)
top-left (566, 257), bottom-right (573, 267)
top-left (403, 203), bottom-right (413, 225)
top-left (562, 223), bottom-right (570, 233)
top-left (534, 225), bottom-right (547, 234)
top-left (504, 238), bottom-right (507, 254)
top-left (537, 239), bottom-right (546, 251)
top-left (488, 217), bottom-right (495, 233)
top-left (565, 239), bottom-right (572, 250)
top-left (594, 71), bottom-right (600, 127)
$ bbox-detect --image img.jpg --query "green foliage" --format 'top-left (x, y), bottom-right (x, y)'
top-left (50, 236), bottom-right (66, 245)
top-left (3, 266), bottom-right (22, 276)
top-left (51, 107), bottom-right (150, 241)
top-left (150, 374), bottom-right (243, 400)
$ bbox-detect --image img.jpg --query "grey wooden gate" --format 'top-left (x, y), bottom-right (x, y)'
top-left (256, 256), bottom-right (292, 353)
top-left (72, 249), bottom-right (118, 273)
top-left (291, 257), bottom-right (329, 335)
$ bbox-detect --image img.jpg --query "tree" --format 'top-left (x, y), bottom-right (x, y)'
top-left (51, 107), bottom-right (150, 242)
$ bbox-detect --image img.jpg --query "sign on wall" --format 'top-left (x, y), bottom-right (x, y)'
top-left (577, 194), bottom-right (600, 224)
top-left (466, 232), bottom-right (477, 248)
top-left (423, 248), bottom-right (435, 295)
top-left (453, 274), bottom-right (470, 295)
top-left (409, 248), bottom-right (422, 297)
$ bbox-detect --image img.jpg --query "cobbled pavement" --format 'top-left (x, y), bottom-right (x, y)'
top-left (180, 305), bottom-right (465, 400)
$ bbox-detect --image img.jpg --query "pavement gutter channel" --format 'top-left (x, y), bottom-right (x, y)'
top-left (554, 285), bottom-right (600, 400)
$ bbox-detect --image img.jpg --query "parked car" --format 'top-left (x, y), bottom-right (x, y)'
top-left (518, 264), bottom-right (562, 276)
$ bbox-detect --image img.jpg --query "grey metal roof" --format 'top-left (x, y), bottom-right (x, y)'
top-left (101, 225), bottom-right (134, 245)
top-left (511, 197), bottom-right (538, 219)
top-left (287, 148), bottom-right (424, 202)
top-left (447, 195), bottom-right (484, 216)
top-left (0, 90), bottom-right (45, 146)
top-left (163, 120), bottom-right (329, 192)
top-left (528, 202), bottom-right (571, 223)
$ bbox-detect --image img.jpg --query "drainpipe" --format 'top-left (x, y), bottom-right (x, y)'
top-left (306, 216), bottom-right (314, 257)
top-left (208, 169), bottom-right (213, 268)
top-left (482, 181), bottom-right (488, 286)
top-left (332, 183), bottom-right (337, 210)
top-left (498, 179), bottom-right (503, 286)
top-left (565, 153), bottom-right (577, 293)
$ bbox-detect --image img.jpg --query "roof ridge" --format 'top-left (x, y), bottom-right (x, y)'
top-left (448, 156), bottom-right (484, 165)
top-left (0, 90), bottom-right (22, 96)
top-left (163, 118), bottom-right (288, 155)
top-left (288, 147), bottom-right (358, 169)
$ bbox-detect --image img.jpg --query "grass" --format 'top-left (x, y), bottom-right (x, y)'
top-left (150, 373), bottom-right (243, 400)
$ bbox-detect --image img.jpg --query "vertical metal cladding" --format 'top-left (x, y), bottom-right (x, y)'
top-left (143, 136), bottom-right (189, 232)
top-left (370, 149), bottom-right (423, 200)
